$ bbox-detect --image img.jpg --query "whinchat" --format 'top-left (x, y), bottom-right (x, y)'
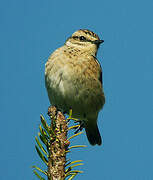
top-left (45, 29), bottom-right (105, 145)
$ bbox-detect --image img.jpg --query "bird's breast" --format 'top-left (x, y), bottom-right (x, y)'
top-left (45, 48), bottom-right (105, 115)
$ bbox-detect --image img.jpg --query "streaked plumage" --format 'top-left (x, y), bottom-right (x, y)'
top-left (45, 29), bottom-right (105, 145)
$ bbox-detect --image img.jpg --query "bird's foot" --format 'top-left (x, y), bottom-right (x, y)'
top-left (74, 121), bottom-right (85, 134)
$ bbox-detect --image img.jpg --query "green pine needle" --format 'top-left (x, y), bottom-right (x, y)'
top-left (67, 173), bottom-right (77, 180)
top-left (40, 115), bottom-right (51, 135)
top-left (65, 163), bottom-right (84, 173)
top-left (65, 160), bottom-right (83, 167)
top-left (68, 145), bottom-right (87, 150)
top-left (33, 170), bottom-right (45, 180)
top-left (39, 125), bottom-right (49, 139)
top-left (32, 166), bottom-right (47, 176)
top-left (35, 136), bottom-right (48, 157)
top-left (65, 170), bottom-right (83, 178)
top-left (35, 145), bottom-right (48, 166)
top-left (67, 132), bottom-right (83, 141)
top-left (38, 132), bottom-right (48, 147)
top-left (68, 125), bottom-right (80, 131)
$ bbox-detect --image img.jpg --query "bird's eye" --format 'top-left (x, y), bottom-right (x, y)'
top-left (79, 36), bottom-right (86, 41)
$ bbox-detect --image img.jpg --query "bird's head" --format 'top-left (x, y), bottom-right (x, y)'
top-left (65, 29), bottom-right (104, 56)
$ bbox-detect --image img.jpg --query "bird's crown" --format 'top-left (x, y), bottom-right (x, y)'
top-left (72, 29), bottom-right (100, 41)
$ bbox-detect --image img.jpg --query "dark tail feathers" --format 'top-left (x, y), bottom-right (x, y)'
top-left (85, 123), bottom-right (102, 146)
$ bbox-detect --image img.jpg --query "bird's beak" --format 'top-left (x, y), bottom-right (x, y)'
top-left (93, 39), bottom-right (104, 45)
top-left (99, 40), bottom-right (104, 44)
top-left (92, 40), bottom-right (104, 48)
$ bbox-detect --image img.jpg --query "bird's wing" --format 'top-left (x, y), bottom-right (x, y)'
top-left (92, 55), bottom-right (103, 85)
top-left (99, 67), bottom-right (103, 85)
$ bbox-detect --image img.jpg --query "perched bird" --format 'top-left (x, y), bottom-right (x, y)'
top-left (45, 29), bottom-right (105, 145)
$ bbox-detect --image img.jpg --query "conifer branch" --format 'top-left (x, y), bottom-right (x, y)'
top-left (33, 106), bottom-right (85, 180)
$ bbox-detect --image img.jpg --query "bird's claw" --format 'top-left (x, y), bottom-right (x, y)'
top-left (74, 121), bottom-right (85, 134)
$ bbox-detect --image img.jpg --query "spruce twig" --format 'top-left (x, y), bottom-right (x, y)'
top-left (32, 106), bottom-right (86, 180)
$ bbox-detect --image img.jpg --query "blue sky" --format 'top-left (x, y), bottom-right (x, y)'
top-left (0, 0), bottom-right (153, 179)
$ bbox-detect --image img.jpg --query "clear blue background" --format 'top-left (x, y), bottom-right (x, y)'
top-left (0, 0), bottom-right (153, 179)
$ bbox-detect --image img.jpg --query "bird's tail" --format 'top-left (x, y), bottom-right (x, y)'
top-left (85, 120), bottom-right (102, 146)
